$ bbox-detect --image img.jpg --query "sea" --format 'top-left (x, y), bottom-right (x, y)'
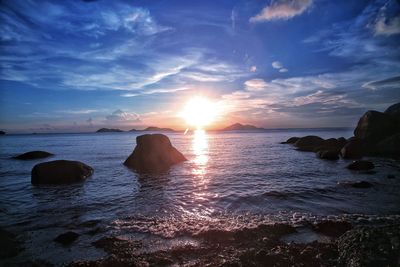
top-left (1, 129), bottom-right (400, 265)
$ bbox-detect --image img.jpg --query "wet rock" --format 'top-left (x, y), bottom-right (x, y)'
top-left (338, 224), bottom-right (400, 267)
top-left (340, 139), bottom-right (365, 159)
top-left (387, 174), bottom-right (395, 179)
top-left (13, 151), bottom-right (54, 160)
top-left (0, 228), bottom-right (22, 259)
top-left (282, 137), bottom-right (300, 144)
top-left (375, 133), bottom-right (400, 157)
top-left (54, 231), bottom-right (80, 245)
top-left (31, 160), bottom-right (93, 185)
top-left (313, 220), bottom-right (352, 238)
top-left (317, 150), bottom-right (339, 160)
top-left (294, 136), bottom-right (324, 151)
top-left (0, 130), bottom-right (5, 135)
top-left (354, 110), bottom-right (397, 143)
top-left (346, 160), bottom-right (375, 171)
top-left (124, 134), bottom-right (187, 173)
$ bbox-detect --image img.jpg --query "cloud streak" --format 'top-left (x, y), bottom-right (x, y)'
top-left (250, 0), bottom-right (313, 22)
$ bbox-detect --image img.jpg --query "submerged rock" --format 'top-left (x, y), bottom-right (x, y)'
top-left (31, 160), bottom-right (93, 185)
top-left (346, 160), bottom-right (375, 171)
top-left (13, 151), bottom-right (54, 160)
top-left (338, 181), bottom-right (373, 189)
top-left (294, 136), bottom-right (324, 151)
top-left (54, 231), bottom-right (80, 245)
top-left (317, 150), bottom-right (339, 160)
top-left (124, 134), bottom-right (187, 173)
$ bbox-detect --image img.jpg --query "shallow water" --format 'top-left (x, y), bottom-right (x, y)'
top-left (1, 129), bottom-right (400, 264)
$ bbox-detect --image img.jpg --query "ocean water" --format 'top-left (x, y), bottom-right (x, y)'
top-left (1, 129), bottom-right (400, 264)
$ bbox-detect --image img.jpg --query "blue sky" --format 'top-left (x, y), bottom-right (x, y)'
top-left (0, 0), bottom-right (399, 133)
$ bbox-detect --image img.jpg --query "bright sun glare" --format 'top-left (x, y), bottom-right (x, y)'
top-left (181, 96), bottom-right (219, 129)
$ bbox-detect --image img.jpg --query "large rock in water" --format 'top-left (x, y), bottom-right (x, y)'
top-left (384, 102), bottom-right (400, 123)
top-left (375, 133), bottom-right (400, 157)
top-left (13, 151), bottom-right (53, 160)
top-left (124, 134), bottom-right (187, 173)
top-left (294, 136), bottom-right (324, 151)
top-left (354, 110), bottom-right (397, 143)
top-left (31, 160), bottom-right (93, 185)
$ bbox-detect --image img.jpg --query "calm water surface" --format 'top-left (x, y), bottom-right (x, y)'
top-left (1, 129), bottom-right (399, 264)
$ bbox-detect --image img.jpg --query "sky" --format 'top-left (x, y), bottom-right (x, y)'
top-left (0, 0), bottom-right (399, 133)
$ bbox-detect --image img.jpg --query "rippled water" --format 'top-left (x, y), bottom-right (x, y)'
top-left (1, 129), bottom-right (400, 264)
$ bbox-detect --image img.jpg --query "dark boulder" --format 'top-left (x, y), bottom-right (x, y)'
top-left (0, 131), bottom-right (5, 135)
top-left (313, 138), bottom-right (345, 153)
top-left (31, 160), bottom-right (93, 185)
top-left (54, 231), bottom-right (80, 245)
top-left (375, 133), bottom-right (400, 157)
top-left (316, 150), bottom-right (339, 160)
top-left (340, 139), bottom-right (365, 159)
top-left (13, 151), bottom-right (54, 160)
top-left (283, 137), bottom-right (300, 144)
top-left (313, 220), bottom-right (352, 238)
top-left (294, 136), bottom-right (324, 151)
top-left (124, 134), bottom-right (187, 173)
top-left (346, 160), bottom-right (375, 171)
top-left (354, 110), bottom-right (397, 143)
top-left (384, 102), bottom-right (400, 124)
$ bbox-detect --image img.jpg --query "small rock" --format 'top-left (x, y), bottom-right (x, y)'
top-left (387, 174), bottom-right (395, 179)
top-left (338, 181), bottom-right (373, 188)
top-left (340, 139), bottom-right (365, 159)
top-left (54, 231), bottom-right (80, 245)
top-left (346, 160), bottom-right (375, 171)
top-left (13, 151), bottom-right (54, 160)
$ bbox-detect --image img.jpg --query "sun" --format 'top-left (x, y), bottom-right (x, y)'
top-left (181, 96), bottom-right (219, 129)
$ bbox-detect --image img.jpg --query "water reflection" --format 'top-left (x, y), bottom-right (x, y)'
top-left (192, 129), bottom-right (208, 175)
top-left (190, 130), bottom-right (214, 216)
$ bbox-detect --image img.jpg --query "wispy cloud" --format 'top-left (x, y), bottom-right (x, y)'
top-left (250, 0), bottom-right (313, 22)
top-left (105, 109), bottom-right (141, 122)
top-left (272, 61), bottom-right (288, 72)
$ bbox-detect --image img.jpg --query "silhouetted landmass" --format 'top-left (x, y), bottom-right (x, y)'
top-left (96, 128), bottom-right (124, 133)
top-left (220, 123), bottom-right (264, 131)
top-left (143, 126), bottom-right (175, 132)
top-left (0, 131), bottom-right (5, 135)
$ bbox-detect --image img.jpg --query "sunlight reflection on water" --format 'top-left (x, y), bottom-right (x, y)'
top-left (190, 129), bottom-right (214, 216)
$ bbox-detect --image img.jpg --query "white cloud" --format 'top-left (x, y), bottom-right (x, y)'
top-left (244, 79), bottom-right (269, 91)
top-left (250, 0), bottom-right (313, 22)
top-left (272, 61), bottom-right (288, 72)
top-left (250, 66), bottom-right (257, 72)
top-left (272, 61), bottom-right (283, 69)
top-left (106, 109), bottom-right (141, 122)
top-left (374, 15), bottom-right (400, 36)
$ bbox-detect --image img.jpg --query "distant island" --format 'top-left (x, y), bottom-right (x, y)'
top-left (96, 128), bottom-right (124, 133)
top-left (220, 123), bottom-right (264, 131)
top-left (96, 126), bottom-right (176, 133)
